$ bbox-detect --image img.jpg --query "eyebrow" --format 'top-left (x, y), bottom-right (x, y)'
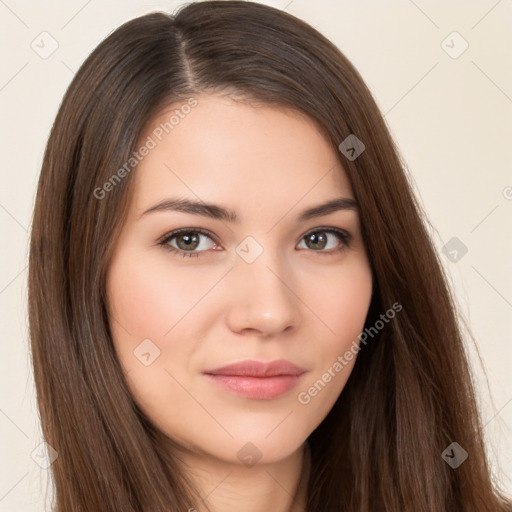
top-left (140, 196), bottom-right (358, 223)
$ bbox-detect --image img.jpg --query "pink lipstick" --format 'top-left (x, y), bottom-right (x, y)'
top-left (203, 359), bottom-right (306, 400)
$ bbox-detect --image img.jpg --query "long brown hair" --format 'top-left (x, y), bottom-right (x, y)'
top-left (28, 1), bottom-right (511, 510)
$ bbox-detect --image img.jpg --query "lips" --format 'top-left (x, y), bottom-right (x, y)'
top-left (203, 359), bottom-right (307, 400)
top-left (203, 359), bottom-right (306, 377)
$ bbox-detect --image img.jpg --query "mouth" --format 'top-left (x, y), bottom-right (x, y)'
top-left (202, 359), bottom-right (307, 400)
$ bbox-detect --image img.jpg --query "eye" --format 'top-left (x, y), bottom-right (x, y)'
top-left (297, 227), bottom-right (351, 255)
top-left (158, 228), bottom-right (219, 258)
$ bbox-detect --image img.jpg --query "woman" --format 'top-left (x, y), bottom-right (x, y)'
top-left (28, 1), bottom-right (512, 511)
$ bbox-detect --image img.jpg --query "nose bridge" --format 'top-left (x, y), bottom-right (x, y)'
top-left (225, 236), bottom-right (301, 336)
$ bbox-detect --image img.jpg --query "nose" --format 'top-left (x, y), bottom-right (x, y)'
top-left (224, 251), bottom-right (302, 338)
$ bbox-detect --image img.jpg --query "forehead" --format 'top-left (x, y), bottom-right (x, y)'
top-left (130, 94), bottom-right (353, 218)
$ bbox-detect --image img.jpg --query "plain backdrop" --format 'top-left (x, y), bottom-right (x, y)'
top-left (0, 0), bottom-right (511, 510)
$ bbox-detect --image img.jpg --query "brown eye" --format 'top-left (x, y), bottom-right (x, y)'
top-left (304, 232), bottom-right (328, 250)
top-left (298, 228), bottom-right (351, 254)
top-left (159, 229), bottom-right (217, 257)
top-left (175, 232), bottom-right (201, 251)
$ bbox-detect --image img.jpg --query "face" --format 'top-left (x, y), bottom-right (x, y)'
top-left (106, 94), bottom-right (373, 466)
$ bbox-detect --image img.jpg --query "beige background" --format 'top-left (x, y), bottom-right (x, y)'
top-left (0, 0), bottom-right (511, 509)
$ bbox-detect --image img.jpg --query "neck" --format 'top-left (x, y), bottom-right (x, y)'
top-left (178, 441), bottom-right (311, 512)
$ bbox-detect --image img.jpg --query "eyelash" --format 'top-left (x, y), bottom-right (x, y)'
top-left (157, 226), bottom-right (352, 258)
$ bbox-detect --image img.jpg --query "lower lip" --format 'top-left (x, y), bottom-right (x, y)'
top-left (204, 374), bottom-right (304, 399)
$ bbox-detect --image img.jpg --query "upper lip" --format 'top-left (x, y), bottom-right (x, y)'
top-left (203, 359), bottom-right (306, 377)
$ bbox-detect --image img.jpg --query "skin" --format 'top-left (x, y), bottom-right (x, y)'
top-left (106, 94), bottom-right (373, 512)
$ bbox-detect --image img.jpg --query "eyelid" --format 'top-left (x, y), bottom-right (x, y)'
top-left (302, 225), bottom-right (350, 240)
top-left (156, 226), bottom-right (218, 245)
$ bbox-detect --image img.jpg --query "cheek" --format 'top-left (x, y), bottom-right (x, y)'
top-left (106, 248), bottom-right (210, 342)
top-left (106, 252), bottom-right (169, 336)
top-left (105, 246), bottom-right (226, 392)
top-left (105, 249), bottom-right (203, 421)
top-left (297, 259), bottom-right (372, 405)
top-left (309, 257), bottom-right (373, 349)
top-left (105, 248), bottom-right (184, 386)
